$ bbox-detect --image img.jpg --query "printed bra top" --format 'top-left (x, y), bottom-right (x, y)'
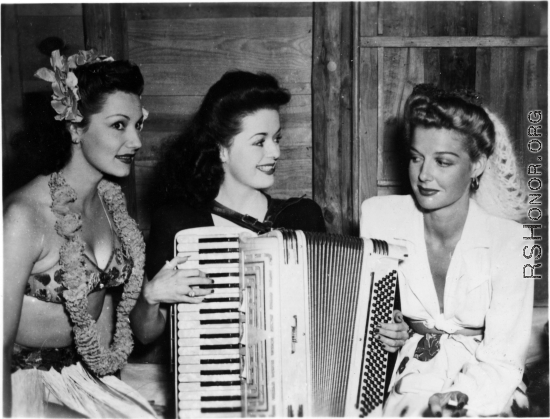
top-left (25, 229), bottom-right (132, 304)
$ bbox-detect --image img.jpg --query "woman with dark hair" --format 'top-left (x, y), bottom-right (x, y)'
top-left (131, 70), bottom-right (410, 352)
top-left (361, 85), bottom-right (533, 416)
top-left (3, 49), bottom-right (206, 417)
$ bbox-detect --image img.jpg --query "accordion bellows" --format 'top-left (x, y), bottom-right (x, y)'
top-left (173, 227), bottom-right (406, 418)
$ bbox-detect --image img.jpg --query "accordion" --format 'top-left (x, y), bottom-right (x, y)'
top-left (172, 227), bottom-right (406, 418)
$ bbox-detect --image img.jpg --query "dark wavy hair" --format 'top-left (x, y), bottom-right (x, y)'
top-left (160, 70), bottom-right (291, 207)
top-left (10, 59), bottom-right (144, 179)
top-left (404, 84), bottom-right (495, 162)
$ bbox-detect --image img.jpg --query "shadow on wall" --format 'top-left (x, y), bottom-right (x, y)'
top-left (4, 92), bottom-right (68, 197)
top-left (384, 115), bottom-right (412, 195)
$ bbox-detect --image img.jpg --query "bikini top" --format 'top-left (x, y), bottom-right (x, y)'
top-left (25, 202), bottom-right (133, 304)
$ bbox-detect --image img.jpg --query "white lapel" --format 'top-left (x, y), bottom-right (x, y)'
top-left (391, 198), bottom-right (441, 320)
top-left (443, 200), bottom-right (492, 316)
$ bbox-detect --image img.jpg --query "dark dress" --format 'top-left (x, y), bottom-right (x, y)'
top-left (145, 194), bottom-right (326, 280)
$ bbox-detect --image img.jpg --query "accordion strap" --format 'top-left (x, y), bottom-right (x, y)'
top-left (210, 200), bottom-right (273, 234)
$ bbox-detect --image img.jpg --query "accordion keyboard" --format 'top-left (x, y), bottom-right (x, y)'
top-left (173, 228), bottom-right (407, 418)
top-left (173, 227), bottom-right (254, 419)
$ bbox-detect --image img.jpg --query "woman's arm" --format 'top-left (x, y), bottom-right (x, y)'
top-left (130, 257), bottom-right (213, 344)
top-left (3, 200), bottom-right (43, 417)
top-left (132, 206), bottom-right (213, 344)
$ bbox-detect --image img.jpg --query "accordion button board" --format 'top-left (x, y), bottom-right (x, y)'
top-left (173, 227), bottom-right (407, 418)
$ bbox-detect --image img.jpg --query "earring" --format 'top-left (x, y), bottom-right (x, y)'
top-left (470, 176), bottom-right (480, 191)
top-left (71, 139), bottom-right (80, 144)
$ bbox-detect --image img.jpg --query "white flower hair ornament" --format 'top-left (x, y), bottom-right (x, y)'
top-left (34, 49), bottom-right (114, 123)
top-left (142, 105), bottom-right (149, 122)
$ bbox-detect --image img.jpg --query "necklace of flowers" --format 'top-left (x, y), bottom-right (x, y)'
top-left (49, 171), bottom-right (145, 376)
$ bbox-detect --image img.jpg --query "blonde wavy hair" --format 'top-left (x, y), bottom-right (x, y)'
top-left (405, 84), bottom-right (528, 222)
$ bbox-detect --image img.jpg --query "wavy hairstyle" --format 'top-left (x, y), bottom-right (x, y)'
top-left (404, 84), bottom-right (527, 221)
top-left (404, 84), bottom-right (495, 163)
top-left (161, 70), bottom-right (291, 207)
top-left (11, 60), bottom-right (144, 179)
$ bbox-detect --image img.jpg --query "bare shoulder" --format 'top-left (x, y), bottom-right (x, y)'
top-left (4, 176), bottom-right (53, 244)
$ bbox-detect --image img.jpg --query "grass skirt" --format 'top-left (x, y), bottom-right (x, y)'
top-left (11, 362), bottom-right (157, 418)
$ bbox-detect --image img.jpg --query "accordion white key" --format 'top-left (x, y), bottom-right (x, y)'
top-left (172, 227), bottom-right (407, 418)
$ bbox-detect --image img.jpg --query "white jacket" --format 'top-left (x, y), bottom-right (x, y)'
top-left (360, 195), bottom-right (534, 415)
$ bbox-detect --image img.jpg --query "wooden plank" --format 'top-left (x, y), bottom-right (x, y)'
top-left (477, 1), bottom-right (494, 36)
top-left (354, 48), bottom-right (379, 202)
top-left (352, 2), bottom-right (361, 226)
top-left (360, 36), bottom-right (548, 48)
top-left (359, 1), bottom-right (378, 37)
top-left (16, 15), bottom-right (85, 83)
top-left (139, 96), bottom-right (202, 134)
top-left (480, 2), bottom-right (524, 36)
top-left (427, 1), bottom-right (478, 36)
top-left (312, 2), bottom-right (354, 235)
top-left (138, 64), bottom-right (310, 97)
top-left (378, 2), bottom-right (428, 36)
top-left (476, 2), bottom-right (527, 158)
top-left (268, 147), bottom-right (312, 199)
top-left (83, 4), bottom-right (128, 58)
top-left (524, 2), bottom-right (547, 36)
top-left (16, 4), bottom-right (82, 16)
top-left (127, 17), bottom-right (312, 96)
top-left (475, 48), bottom-right (492, 105)
top-left (423, 48), bottom-right (441, 85)
top-left (427, 2), bottom-right (477, 92)
top-left (478, 48), bottom-right (524, 154)
top-left (436, 47), bottom-right (476, 91)
top-left (126, 2), bottom-right (312, 20)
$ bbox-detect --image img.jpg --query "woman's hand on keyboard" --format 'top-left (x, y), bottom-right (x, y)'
top-left (143, 255), bottom-right (214, 304)
top-left (376, 310), bottom-right (410, 353)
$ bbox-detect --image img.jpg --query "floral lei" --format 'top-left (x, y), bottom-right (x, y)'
top-left (49, 172), bottom-right (144, 376)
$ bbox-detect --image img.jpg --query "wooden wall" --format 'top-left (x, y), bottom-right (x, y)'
top-left (2, 3), bottom-right (313, 241)
top-left (358, 2), bottom-right (548, 306)
top-left (358, 1), bottom-right (548, 198)
top-left (3, 3), bottom-right (547, 304)
top-left (313, 1), bottom-right (547, 303)
top-left (125, 3), bottom-right (313, 237)
top-left (2, 1), bottom-right (547, 360)
top-left (1, 4), bottom-right (85, 194)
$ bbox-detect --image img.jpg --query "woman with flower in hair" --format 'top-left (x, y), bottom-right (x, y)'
top-left (360, 85), bottom-right (534, 416)
top-left (3, 49), bottom-right (207, 417)
top-left (130, 70), bottom-right (411, 354)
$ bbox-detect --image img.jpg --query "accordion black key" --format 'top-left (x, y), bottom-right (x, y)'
top-left (172, 227), bottom-right (406, 417)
